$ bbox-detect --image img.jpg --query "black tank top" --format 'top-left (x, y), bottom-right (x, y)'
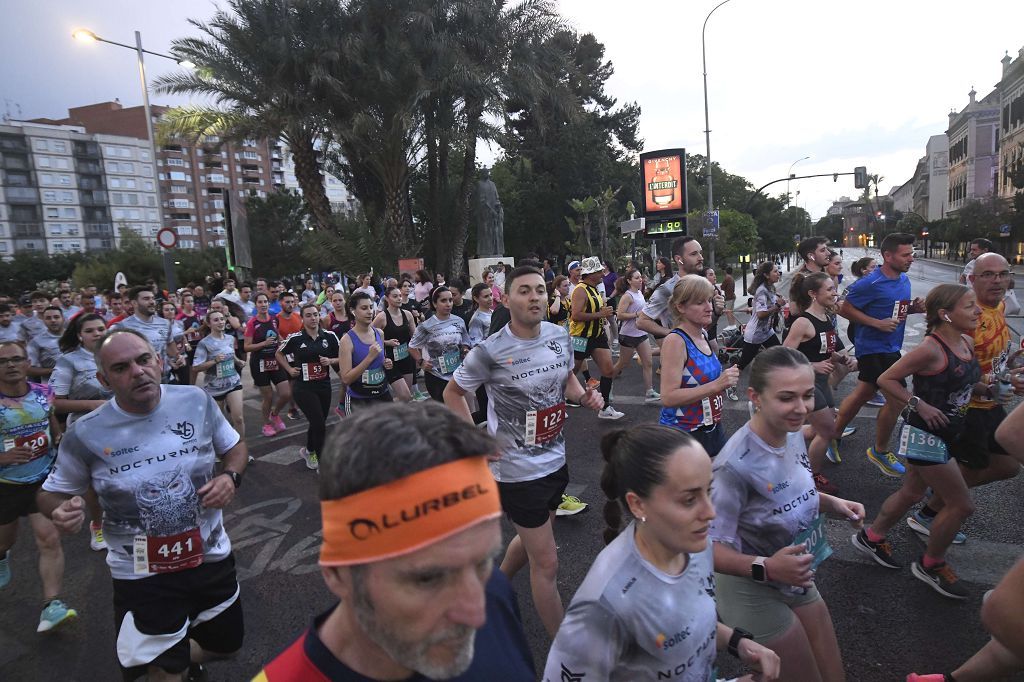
top-left (795, 311), bottom-right (841, 363)
top-left (382, 308), bottom-right (413, 362)
top-left (326, 313), bottom-right (351, 338)
top-left (549, 294), bottom-right (569, 325)
top-left (908, 334), bottom-right (981, 438)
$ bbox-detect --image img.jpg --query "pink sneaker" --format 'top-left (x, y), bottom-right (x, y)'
top-left (271, 414), bottom-right (287, 432)
top-left (261, 423), bottom-right (276, 438)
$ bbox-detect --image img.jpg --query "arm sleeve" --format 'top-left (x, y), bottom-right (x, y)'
top-left (41, 429), bottom-right (93, 496)
top-left (49, 355), bottom-right (73, 395)
top-left (244, 318), bottom-right (257, 339)
top-left (541, 599), bottom-right (623, 681)
top-left (192, 339), bottom-right (209, 366)
top-left (709, 463), bottom-right (749, 553)
top-left (409, 321), bottom-right (429, 350)
top-left (452, 346), bottom-right (492, 393)
top-left (458, 318), bottom-right (471, 346)
top-left (27, 338), bottom-right (41, 366)
top-left (842, 276), bottom-right (873, 313)
top-left (642, 284), bottom-right (669, 322)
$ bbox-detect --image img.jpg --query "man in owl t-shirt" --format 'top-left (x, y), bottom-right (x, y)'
top-left (38, 329), bottom-right (249, 681)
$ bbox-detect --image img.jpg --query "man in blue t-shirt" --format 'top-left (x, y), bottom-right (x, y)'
top-left (833, 233), bottom-right (925, 476)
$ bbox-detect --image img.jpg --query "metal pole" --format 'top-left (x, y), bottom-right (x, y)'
top-left (135, 30), bottom-right (176, 293)
top-left (702, 0), bottom-right (734, 267)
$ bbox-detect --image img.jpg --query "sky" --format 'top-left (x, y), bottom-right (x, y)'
top-left (2, 0), bottom-right (1022, 220)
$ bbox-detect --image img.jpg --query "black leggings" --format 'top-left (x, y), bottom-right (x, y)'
top-left (425, 372), bottom-right (449, 402)
top-left (737, 334), bottom-right (781, 370)
top-left (293, 380), bottom-right (332, 455)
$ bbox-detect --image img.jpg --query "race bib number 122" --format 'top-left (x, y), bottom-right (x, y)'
top-left (524, 402), bottom-right (567, 446)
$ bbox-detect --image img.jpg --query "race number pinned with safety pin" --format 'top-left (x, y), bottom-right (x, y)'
top-left (393, 342), bottom-right (410, 361)
top-left (259, 358), bottom-right (279, 373)
top-left (435, 349), bottom-right (462, 375)
top-left (891, 300), bottom-right (911, 323)
top-left (701, 393), bottom-right (724, 426)
top-left (134, 527), bottom-right (203, 574)
top-left (215, 359), bottom-right (237, 378)
top-left (897, 424), bottom-right (949, 463)
top-left (524, 402), bottom-right (567, 446)
top-left (362, 367), bottom-right (386, 386)
top-left (301, 362), bottom-right (328, 381)
top-left (793, 514), bottom-right (833, 570)
top-left (571, 336), bottom-right (589, 354)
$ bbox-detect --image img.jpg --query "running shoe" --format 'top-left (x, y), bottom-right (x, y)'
top-left (556, 495), bottom-right (589, 516)
top-left (644, 389), bottom-right (661, 404)
top-left (585, 378), bottom-right (600, 390)
top-left (412, 388), bottom-right (430, 402)
top-left (907, 512), bottom-right (967, 545)
top-left (300, 447), bottom-right (319, 471)
top-left (271, 414), bottom-right (287, 432)
top-left (866, 392), bottom-right (886, 407)
top-left (906, 675), bottom-right (953, 682)
top-left (813, 473), bottom-right (839, 495)
top-left (287, 408), bottom-right (302, 420)
top-left (247, 455), bottom-right (255, 464)
top-left (911, 559), bottom-right (969, 599)
top-left (37, 599), bottom-right (77, 632)
top-left (867, 447), bottom-right (905, 477)
top-left (826, 439), bottom-right (842, 464)
top-left (598, 405), bottom-right (625, 420)
top-left (842, 426), bottom-right (857, 438)
top-left (89, 523), bottom-right (107, 551)
top-left (333, 406), bottom-right (346, 419)
top-left (851, 529), bottom-right (902, 569)
top-left (725, 386), bottom-right (739, 401)
top-left (0, 551), bottom-right (10, 589)
top-left (261, 423), bottom-right (276, 438)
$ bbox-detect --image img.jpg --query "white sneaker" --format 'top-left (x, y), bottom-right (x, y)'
top-left (300, 447), bottom-right (319, 471)
top-left (598, 405), bottom-right (625, 420)
top-left (89, 524), bottom-right (107, 551)
top-left (644, 389), bottom-right (661, 404)
top-left (726, 387), bottom-right (739, 401)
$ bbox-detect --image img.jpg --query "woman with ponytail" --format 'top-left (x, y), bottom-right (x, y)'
top-left (543, 425), bottom-right (780, 681)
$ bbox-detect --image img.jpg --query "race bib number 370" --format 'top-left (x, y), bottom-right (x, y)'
top-left (134, 527), bottom-right (203, 574)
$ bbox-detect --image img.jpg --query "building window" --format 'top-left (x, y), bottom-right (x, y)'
top-left (121, 162), bottom-right (134, 172)
top-left (53, 141), bottom-right (67, 153)
top-left (34, 139), bottom-right (48, 151)
top-left (110, 178), bottom-right (122, 188)
top-left (38, 157), bottom-right (51, 168)
top-left (46, 207), bottom-right (59, 218)
top-left (55, 158), bottom-right (70, 169)
top-left (169, 171), bottom-right (186, 182)
top-left (59, 175), bottom-right (71, 185)
top-left (62, 207), bottom-right (76, 218)
top-left (167, 158), bottom-right (185, 167)
top-left (43, 190), bottom-right (57, 202)
top-left (171, 185), bottom-right (187, 194)
top-left (140, 150), bottom-right (150, 161)
top-left (144, 180), bottom-right (154, 191)
top-left (40, 173), bottom-right (54, 184)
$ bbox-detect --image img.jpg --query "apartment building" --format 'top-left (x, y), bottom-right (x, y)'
top-left (277, 140), bottom-right (358, 216)
top-left (946, 87), bottom-right (1000, 214)
top-left (0, 120), bottom-right (158, 257)
top-left (997, 47), bottom-right (1024, 204)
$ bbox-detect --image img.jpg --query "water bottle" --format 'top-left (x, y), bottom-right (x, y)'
top-left (995, 350), bottom-right (1024, 401)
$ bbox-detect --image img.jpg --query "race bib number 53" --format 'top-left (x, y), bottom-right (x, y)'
top-left (134, 527), bottom-right (203, 574)
top-left (301, 362), bottom-right (328, 381)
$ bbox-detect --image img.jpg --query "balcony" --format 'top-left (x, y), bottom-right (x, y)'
top-left (5, 187), bottom-right (39, 203)
top-left (83, 208), bottom-right (110, 222)
top-left (80, 191), bottom-right (108, 206)
top-left (2, 171), bottom-right (31, 187)
top-left (85, 223), bottom-right (113, 236)
top-left (13, 222), bottom-right (43, 238)
top-left (78, 177), bottom-right (104, 191)
top-left (87, 237), bottom-right (115, 251)
top-left (73, 141), bottom-right (100, 158)
top-left (0, 136), bottom-right (29, 153)
top-left (75, 159), bottom-right (102, 175)
top-left (2, 155), bottom-right (30, 170)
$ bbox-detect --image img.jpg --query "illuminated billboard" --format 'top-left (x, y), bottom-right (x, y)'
top-left (640, 148), bottom-right (687, 237)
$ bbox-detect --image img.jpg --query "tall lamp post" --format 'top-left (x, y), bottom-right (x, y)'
top-left (702, 0), bottom-right (736, 267)
top-left (738, 253), bottom-right (751, 295)
top-left (72, 28), bottom-right (193, 292)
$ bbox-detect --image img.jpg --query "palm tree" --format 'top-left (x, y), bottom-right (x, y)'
top-left (154, 0), bottom-right (341, 232)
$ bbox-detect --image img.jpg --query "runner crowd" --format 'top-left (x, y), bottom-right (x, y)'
top-left (1, 234), bottom-right (1023, 681)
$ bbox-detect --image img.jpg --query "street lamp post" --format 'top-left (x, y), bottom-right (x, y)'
top-left (739, 253), bottom-right (751, 295)
top-left (73, 28), bottom-right (192, 293)
top-left (702, 0), bottom-right (736, 267)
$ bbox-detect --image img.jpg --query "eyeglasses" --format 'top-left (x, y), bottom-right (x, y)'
top-left (0, 357), bottom-right (28, 366)
top-left (975, 271), bottom-right (1011, 281)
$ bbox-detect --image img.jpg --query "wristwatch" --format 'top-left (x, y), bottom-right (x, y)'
top-left (728, 627), bottom-right (754, 658)
top-left (908, 395), bottom-right (921, 412)
top-left (751, 556), bottom-right (768, 583)
top-left (223, 470), bottom-right (243, 489)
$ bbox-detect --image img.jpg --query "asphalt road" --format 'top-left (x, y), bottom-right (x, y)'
top-left (2, 264), bottom-right (1023, 681)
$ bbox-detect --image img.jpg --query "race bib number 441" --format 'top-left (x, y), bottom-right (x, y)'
top-left (134, 527), bottom-right (203, 574)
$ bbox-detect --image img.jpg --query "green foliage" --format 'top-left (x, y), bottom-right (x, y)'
top-left (0, 252), bottom-right (87, 296)
top-left (688, 209), bottom-right (758, 263)
top-left (244, 189), bottom-right (310, 277)
top-left (301, 213), bottom-right (399, 277)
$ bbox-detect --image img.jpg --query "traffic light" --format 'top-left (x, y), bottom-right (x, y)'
top-left (854, 166), bottom-right (868, 189)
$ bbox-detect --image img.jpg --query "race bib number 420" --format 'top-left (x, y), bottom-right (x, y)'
top-left (3, 431), bottom-right (50, 460)
top-left (134, 527), bottom-right (203, 574)
top-left (524, 402), bottom-right (567, 446)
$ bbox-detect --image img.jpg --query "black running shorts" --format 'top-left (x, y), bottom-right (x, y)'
top-left (497, 464), bottom-right (569, 529)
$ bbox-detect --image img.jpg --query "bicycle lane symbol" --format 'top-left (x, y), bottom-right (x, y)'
top-left (224, 497), bottom-right (323, 581)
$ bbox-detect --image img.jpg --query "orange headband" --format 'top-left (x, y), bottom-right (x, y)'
top-left (319, 456), bottom-right (501, 566)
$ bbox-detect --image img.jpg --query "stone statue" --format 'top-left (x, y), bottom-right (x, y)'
top-left (476, 168), bottom-right (504, 257)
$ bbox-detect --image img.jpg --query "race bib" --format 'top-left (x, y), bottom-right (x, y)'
top-left (214, 359), bottom-right (237, 378)
top-left (301, 362), bottom-right (328, 381)
top-left (571, 335), bottom-right (589, 354)
top-left (891, 300), bottom-right (910, 323)
top-left (393, 342), bottom-right (410, 361)
top-left (185, 327), bottom-right (203, 343)
top-left (362, 367), bottom-right (386, 386)
top-left (524, 402), bottom-right (567, 446)
top-left (134, 527), bottom-right (203, 575)
top-left (259, 358), bottom-right (279, 373)
top-left (3, 432), bottom-right (49, 460)
top-left (819, 330), bottom-right (837, 355)
top-left (435, 349), bottom-right (462, 375)
top-left (701, 393), bottom-right (724, 426)
top-left (793, 514), bottom-right (833, 570)
top-left (897, 424), bottom-right (949, 463)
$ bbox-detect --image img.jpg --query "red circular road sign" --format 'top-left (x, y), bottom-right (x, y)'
top-left (156, 228), bottom-right (177, 250)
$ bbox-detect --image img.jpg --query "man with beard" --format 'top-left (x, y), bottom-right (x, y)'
top-left (637, 236), bottom-right (723, 339)
top-left (445, 266), bottom-right (602, 638)
top-left (254, 403), bottom-right (535, 681)
top-left (115, 286), bottom-right (184, 382)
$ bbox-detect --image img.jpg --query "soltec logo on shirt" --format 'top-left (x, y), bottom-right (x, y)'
top-left (767, 480), bottom-right (790, 495)
top-left (102, 445), bottom-right (140, 458)
top-left (655, 627), bottom-right (691, 650)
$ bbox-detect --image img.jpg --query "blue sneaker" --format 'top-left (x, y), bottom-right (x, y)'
top-left (0, 551), bottom-right (10, 589)
top-left (826, 439), bottom-right (842, 464)
top-left (866, 392), bottom-right (886, 407)
top-left (37, 599), bottom-right (77, 632)
top-left (907, 512), bottom-right (967, 545)
top-left (842, 426), bottom-right (857, 438)
top-left (867, 446), bottom-right (905, 477)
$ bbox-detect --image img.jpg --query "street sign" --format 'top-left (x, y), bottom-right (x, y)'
top-left (156, 228), bottom-right (177, 250)
top-left (619, 217), bottom-right (646, 235)
top-left (1000, 224), bottom-right (1011, 236)
top-left (794, 233), bottom-right (801, 242)
top-left (702, 210), bottom-right (720, 238)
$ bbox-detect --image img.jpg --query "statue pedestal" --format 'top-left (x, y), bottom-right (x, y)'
top-left (468, 257), bottom-right (514, 287)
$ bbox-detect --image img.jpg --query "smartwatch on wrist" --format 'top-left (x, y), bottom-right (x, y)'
top-left (728, 627), bottom-right (754, 658)
top-left (908, 395), bottom-right (921, 412)
top-left (223, 470), bottom-right (242, 489)
top-left (751, 556), bottom-right (768, 583)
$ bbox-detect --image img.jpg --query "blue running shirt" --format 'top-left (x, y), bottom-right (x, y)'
top-left (842, 268), bottom-right (912, 355)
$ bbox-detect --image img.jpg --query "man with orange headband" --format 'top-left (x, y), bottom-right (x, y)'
top-left (254, 402), bottom-right (535, 681)
top-left (444, 265), bottom-right (603, 638)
